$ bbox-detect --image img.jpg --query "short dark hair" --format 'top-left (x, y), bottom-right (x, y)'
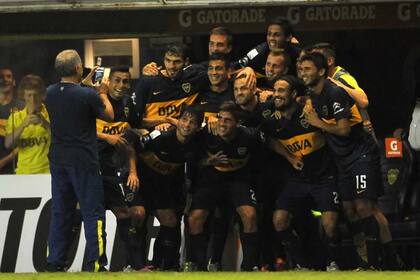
top-left (18, 74), bottom-right (46, 99)
top-left (165, 42), bottom-right (189, 60)
top-left (268, 50), bottom-right (291, 71)
top-left (180, 105), bottom-right (204, 126)
top-left (311, 42), bottom-right (336, 59)
top-left (267, 19), bottom-right (294, 38)
top-left (299, 52), bottom-right (329, 77)
top-left (219, 101), bottom-right (243, 122)
top-left (54, 49), bottom-right (82, 77)
top-left (110, 65), bottom-right (130, 78)
top-left (208, 53), bottom-right (229, 68)
top-left (179, 106), bottom-right (204, 126)
top-left (210, 26), bottom-right (233, 47)
top-left (274, 75), bottom-right (304, 96)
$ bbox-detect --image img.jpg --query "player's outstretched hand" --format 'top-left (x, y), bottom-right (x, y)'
top-left (207, 116), bottom-right (218, 135)
top-left (155, 123), bottom-right (172, 131)
top-left (142, 62), bottom-right (161, 76)
top-left (258, 90), bottom-right (273, 102)
top-left (237, 67), bottom-right (256, 90)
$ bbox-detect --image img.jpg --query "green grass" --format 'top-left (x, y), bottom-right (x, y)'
top-left (0, 272), bottom-right (419, 280)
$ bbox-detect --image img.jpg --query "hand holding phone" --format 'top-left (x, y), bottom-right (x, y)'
top-left (94, 57), bottom-right (105, 84)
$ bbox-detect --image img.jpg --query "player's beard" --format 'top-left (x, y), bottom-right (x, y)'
top-left (302, 74), bottom-right (321, 88)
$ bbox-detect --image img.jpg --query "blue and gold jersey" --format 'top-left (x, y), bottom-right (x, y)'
top-left (123, 127), bottom-right (200, 177)
top-left (311, 80), bottom-right (376, 166)
top-left (195, 83), bottom-right (234, 123)
top-left (198, 126), bottom-right (265, 183)
top-left (135, 64), bottom-right (207, 122)
top-left (97, 94), bottom-right (139, 174)
top-left (260, 103), bottom-right (334, 181)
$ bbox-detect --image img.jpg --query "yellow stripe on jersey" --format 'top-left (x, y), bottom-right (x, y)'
top-left (322, 104), bottom-right (363, 127)
top-left (145, 93), bottom-right (199, 119)
top-left (210, 152), bottom-right (250, 172)
top-left (139, 151), bottom-right (183, 175)
top-left (96, 119), bottom-right (129, 135)
top-left (279, 131), bottom-right (325, 157)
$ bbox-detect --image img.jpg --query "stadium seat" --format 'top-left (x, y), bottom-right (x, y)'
top-left (377, 138), bottom-right (420, 269)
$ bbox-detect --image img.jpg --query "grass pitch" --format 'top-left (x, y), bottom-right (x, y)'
top-left (0, 272), bottom-right (419, 280)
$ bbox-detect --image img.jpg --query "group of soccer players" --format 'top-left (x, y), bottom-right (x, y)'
top-left (94, 20), bottom-right (401, 272)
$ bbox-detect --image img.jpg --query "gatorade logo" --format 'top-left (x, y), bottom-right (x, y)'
top-left (385, 138), bottom-right (403, 158)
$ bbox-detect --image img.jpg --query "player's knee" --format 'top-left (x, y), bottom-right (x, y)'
top-left (240, 209), bottom-right (257, 232)
top-left (159, 213), bottom-right (178, 227)
top-left (322, 221), bottom-right (336, 238)
top-left (273, 216), bottom-right (288, 232)
top-left (129, 207), bottom-right (146, 225)
top-left (188, 212), bottom-right (205, 234)
top-left (112, 207), bottom-right (130, 219)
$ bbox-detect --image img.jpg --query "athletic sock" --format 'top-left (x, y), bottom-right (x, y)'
top-left (210, 215), bottom-right (229, 264)
top-left (116, 218), bottom-right (131, 266)
top-left (324, 235), bottom-right (341, 265)
top-left (189, 233), bottom-right (207, 271)
top-left (127, 225), bottom-right (146, 270)
top-left (158, 226), bottom-right (179, 270)
top-left (276, 228), bottom-right (308, 268)
top-left (240, 232), bottom-right (259, 271)
top-left (348, 220), bottom-right (369, 268)
top-left (360, 215), bottom-right (380, 268)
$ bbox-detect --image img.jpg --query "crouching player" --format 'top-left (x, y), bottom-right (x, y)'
top-left (187, 101), bottom-right (301, 271)
top-left (121, 106), bottom-right (203, 270)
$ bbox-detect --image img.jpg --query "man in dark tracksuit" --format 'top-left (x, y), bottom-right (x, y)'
top-left (45, 49), bottom-right (114, 272)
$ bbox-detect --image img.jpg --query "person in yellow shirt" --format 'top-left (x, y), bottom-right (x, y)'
top-left (5, 74), bottom-right (50, 174)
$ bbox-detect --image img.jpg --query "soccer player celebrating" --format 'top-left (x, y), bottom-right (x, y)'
top-left (196, 53), bottom-right (234, 133)
top-left (187, 102), bottom-right (262, 271)
top-left (135, 43), bottom-right (207, 130)
top-left (301, 52), bottom-right (386, 269)
top-left (93, 65), bottom-right (148, 271)
top-left (122, 106), bottom-right (204, 271)
top-left (262, 75), bottom-right (340, 270)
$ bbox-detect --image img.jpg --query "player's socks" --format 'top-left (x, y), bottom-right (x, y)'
top-left (210, 215), bottom-right (229, 264)
top-left (348, 220), bottom-right (369, 268)
top-left (360, 215), bottom-right (380, 268)
top-left (189, 232), bottom-right (207, 270)
top-left (324, 234), bottom-right (341, 266)
top-left (127, 225), bottom-right (146, 270)
top-left (240, 231), bottom-right (259, 271)
top-left (158, 226), bottom-right (179, 270)
top-left (116, 218), bottom-right (131, 264)
top-left (276, 228), bottom-right (308, 268)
